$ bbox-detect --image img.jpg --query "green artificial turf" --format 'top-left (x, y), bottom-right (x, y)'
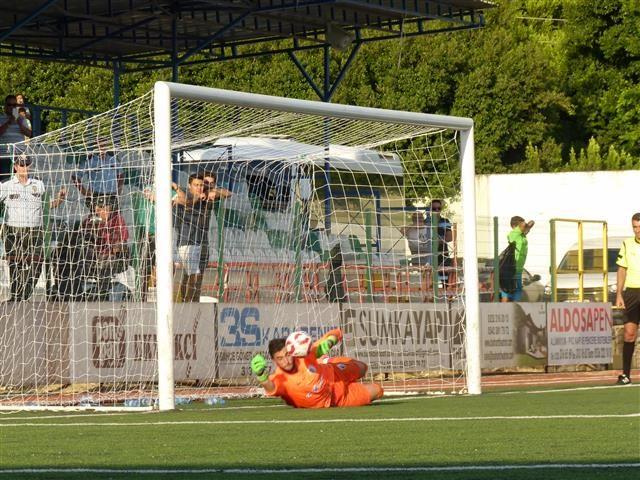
top-left (1, 386), bottom-right (638, 479)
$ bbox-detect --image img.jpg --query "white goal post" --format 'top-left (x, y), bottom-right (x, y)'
top-left (152, 82), bottom-right (480, 411)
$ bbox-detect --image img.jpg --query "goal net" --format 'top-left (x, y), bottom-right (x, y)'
top-left (0, 83), bottom-right (479, 410)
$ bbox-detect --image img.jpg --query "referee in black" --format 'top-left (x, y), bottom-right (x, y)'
top-left (0, 154), bottom-right (65, 301)
top-left (616, 212), bottom-right (640, 385)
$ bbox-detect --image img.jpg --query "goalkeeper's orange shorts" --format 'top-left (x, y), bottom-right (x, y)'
top-left (326, 357), bottom-right (363, 383)
top-left (331, 380), bottom-right (374, 407)
top-left (328, 357), bottom-right (383, 407)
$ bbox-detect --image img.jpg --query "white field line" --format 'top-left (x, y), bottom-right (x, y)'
top-left (500, 384), bottom-right (640, 395)
top-left (1, 464), bottom-right (639, 475)
top-left (0, 398), bottom-right (441, 420)
top-left (483, 376), bottom-right (615, 386)
top-left (0, 403), bottom-right (287, 421)
top-left (1, 413), bottom-right (638, 428)
top-left (1, 384), bottom-right (636, 420)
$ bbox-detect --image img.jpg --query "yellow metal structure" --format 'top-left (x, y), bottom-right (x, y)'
top-left (549, 218), bottom-right (608, 302)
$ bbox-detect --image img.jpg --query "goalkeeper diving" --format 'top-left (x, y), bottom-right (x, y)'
top-left (250, 328), bottom-right (383, 408)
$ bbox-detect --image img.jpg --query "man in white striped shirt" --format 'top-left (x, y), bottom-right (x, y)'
top-left (0, 154), bottom-right (65, 300)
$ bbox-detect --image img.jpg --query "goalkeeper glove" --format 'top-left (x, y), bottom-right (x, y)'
top-left (250, 354), bottom-right (269, 383)
top-left (316, 338), bottom-right (337, 358)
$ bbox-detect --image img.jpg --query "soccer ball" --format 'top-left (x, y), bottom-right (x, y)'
top-left (285, 331), bottom-right (312, 357)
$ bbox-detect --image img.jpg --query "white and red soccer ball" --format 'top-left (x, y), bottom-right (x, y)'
top-left (285, 331), bottom-right (312, 357)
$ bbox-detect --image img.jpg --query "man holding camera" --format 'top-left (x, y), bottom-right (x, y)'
top-left (80, 195), bottom-right (130, 301)
top-left (0, 95), bottom-right (32, 181)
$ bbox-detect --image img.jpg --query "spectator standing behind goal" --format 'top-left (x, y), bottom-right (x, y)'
top-left (138, 182), bottom-right (186, 301)
top-left (173, 173), bottom-right (231, 302)
top-left (80, 195), bottom-right (130, 301)
top-left (400, 211), bottom-right (432, 267)
top-left (501, 216), bottom-right (534, 303)
top-left (17, 108), bottom-right (31, 140)
top-left (425, 199), bottom-right (454, 280)
top-left (615, 212), bottom-right (640, 386)
top-left (72, 137), bottom-right (123, 208)
top-left (250, 328), bottom-right (383, 408)
top-left (193, 171), bottom-right (231, 297)
top-left (0, 95), bottom-right (32, 181)
top-left (0, 155), bottom-right (65, 301)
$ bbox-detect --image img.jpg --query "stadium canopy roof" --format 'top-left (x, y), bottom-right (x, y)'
top-left (185, 136), bottom-right (404, 176)
top-left (1, 0), bottom-right (492, 102)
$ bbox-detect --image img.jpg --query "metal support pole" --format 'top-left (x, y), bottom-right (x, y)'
top-left (493, 216), bottom-right (500, 302)
top-left (578, 221), bottom-right (584, 301)
top-left (365, 210), bottom-right (374, 300)
top-left (323, 45), bottom-right (330, 102)
top-left (113, 61), bottom-right (121, 107)
top-left (550, 219), bottom-right (557, 302)
top-left (216, 204), bottom-right (226, 299)
top-left (31, 106), bottom-right (41, 137)
top-left (170, 16), bottom-right (179, 183)
top-left (322, 45), bottom-right (332, 231)
top-left (603, 223), bottom-right (609, 303)
top-left (375, 192), bottom-right (382, 252)
top-left (293, 202), bottom-right (303, 302)
top-left (171, 16), bottom-right (179, 82)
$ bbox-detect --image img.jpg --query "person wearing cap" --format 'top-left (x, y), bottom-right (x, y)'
top-left (0, 95), bottom-right (32, 181)
top-left (0, 155), bottom-right (66, 301)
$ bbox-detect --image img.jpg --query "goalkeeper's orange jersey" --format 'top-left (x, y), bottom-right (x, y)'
top-left (265, 329), bottom-right (343, 408)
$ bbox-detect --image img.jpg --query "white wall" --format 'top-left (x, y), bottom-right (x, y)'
top-left (473, 170), bottom-right (638, 284)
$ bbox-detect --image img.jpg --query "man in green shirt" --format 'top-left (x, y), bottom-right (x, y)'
top-left (501, 216), bottom-right (534, 302)
top-left (615, 212), bottom-right (640, 385)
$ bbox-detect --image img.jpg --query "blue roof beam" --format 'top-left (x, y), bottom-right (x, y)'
top-left (0, 0), bottom-right (61, 43)
top-left (66, 16), bottom-right (159, 54)
top-left (339, 0), bottom-right (479, 25)
top-left (122, 18), bottom-right (479, 73)
top-left (177, 11), bottom-right (252, 65)
top-left (177, 0), bottom-right (337, 65)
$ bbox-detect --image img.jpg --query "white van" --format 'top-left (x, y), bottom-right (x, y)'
top-left (544, 236), bottom-right (625, 303)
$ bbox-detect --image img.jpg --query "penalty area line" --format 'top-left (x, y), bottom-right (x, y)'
top-left (1, 464), bottom-right (639, 475)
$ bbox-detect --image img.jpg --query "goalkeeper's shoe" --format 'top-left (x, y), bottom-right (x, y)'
top-left (616, 374), bottom-right (631, 385)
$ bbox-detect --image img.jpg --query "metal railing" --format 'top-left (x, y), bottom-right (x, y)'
top-left (29, 104), bottom-right (98, 136)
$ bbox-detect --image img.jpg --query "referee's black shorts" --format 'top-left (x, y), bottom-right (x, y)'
top-left (623, 288), bottom-right (640, 325)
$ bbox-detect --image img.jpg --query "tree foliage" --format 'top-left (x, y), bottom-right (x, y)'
top-left (0, 0), bottom-right (636, 173)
